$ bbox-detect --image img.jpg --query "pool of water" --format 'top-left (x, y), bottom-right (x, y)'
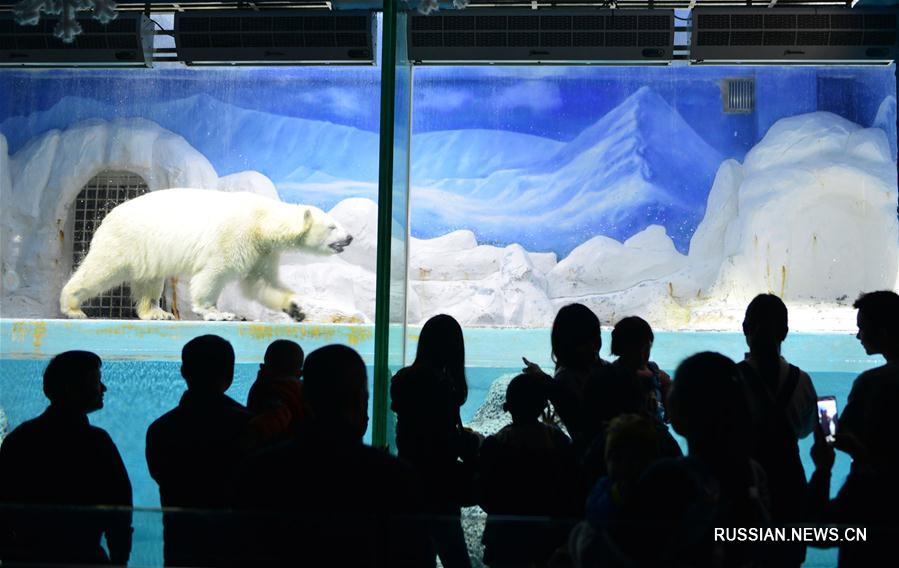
top-left (0, 324), bottom-right (882, 567)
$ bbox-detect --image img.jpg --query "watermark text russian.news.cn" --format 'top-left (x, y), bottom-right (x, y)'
top-left (714, 527), bottom-right (867, 543)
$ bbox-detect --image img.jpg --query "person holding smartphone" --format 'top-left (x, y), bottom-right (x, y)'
top-left (804, 291), bottom-right (899, 568)
top-left (838, 291), bottom-right (899, 469)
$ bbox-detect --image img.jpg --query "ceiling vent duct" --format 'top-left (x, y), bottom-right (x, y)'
top-left (692, 7), bottom-right (898, 64)
top-left (174, 10), bottom-right (375, 65)
top-left (407, 9), bottom-right (674, 64)
top-left (0, 12), bottom-right (153, 67)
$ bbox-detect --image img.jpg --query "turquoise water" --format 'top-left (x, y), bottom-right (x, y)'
top-left (0, 330), bottom-right (882, 567)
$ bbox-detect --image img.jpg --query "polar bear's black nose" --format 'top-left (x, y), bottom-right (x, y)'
top-left (345, 235), bottom-right (353, 245)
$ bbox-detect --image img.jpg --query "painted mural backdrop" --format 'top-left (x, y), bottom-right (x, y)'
top-left (1, 62), bottom-right (897, 329)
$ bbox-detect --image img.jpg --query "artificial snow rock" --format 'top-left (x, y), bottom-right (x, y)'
top-left (708, 111), bottom-right (899, 303)
top-left (547, 225), bottom-right (686, 298)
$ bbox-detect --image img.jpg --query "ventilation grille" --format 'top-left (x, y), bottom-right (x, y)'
top-left (175, 10), bottom-right (374, 64)
top-left (723, 78), bottom-right (755, 113)
top-left (0, 13), bottom-right (153, 66)
top-left (693, 8), bottom-right (897, 62)
top-left (409, 10), bottom-right (674, 63)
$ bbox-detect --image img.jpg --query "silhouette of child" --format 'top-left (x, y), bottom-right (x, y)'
top-left (609, 316), bottom-right (671, 423)
top-left (479, 373), bottom-right (577, 567)
top-left (521, 303), bottom-right (611, 456)
top-left (585, 413), bottom-right (661, 527)
top-left (246, 339), bottom-right (308, 444)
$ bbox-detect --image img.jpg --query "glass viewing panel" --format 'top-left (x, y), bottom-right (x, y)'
top-left (405, 63), bottom-right (897, 567)
top-left (0, 13), bottom-right (387, 566)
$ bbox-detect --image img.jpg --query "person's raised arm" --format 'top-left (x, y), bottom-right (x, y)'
top-left (805, 424), bottom-right (834, 525)
top-left (521, 357), bottom-right (545, 376)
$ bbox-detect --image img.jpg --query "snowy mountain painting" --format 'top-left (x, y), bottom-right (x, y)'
top-left (410, 87), bottom-right (723, 255)
top-left (1, 65), bottom-right (897, 329)
top-left (0, 86), bottom-right (723, 256)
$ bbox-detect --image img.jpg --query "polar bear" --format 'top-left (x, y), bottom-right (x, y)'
top-left (59, 188), bottom-right (353, 321)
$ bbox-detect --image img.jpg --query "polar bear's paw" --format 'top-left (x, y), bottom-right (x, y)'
top-left (284, 302), bottom-right (306, 322)
top-left (137, 307), bottom-right (175, 321)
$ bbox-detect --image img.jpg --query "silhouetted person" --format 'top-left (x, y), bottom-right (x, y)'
top-left (608, 316), bottom-right (671, 422)
top-left (0, 351), bottom-right (132, 565)
top-left (478, 373), bottom-right (578, 567)
top-left (522, 303), bottom-right (612, 455)
top-left (808, 367), bottom-right (899, 568)
top-left (146, 334), bottom-right (252, 566)
top-left (802, 292), bottom-right (899, 567)
top-left (737, 294), bottom-right (817, 567)
top-left (235, 344), bottom-right (428, 566)
top-left (391, 314), bottom-right (477, 568)
top-left (580, 317), bottom-right (680, 489)
top-left (838, 291), bottom-right (899, 470)
top-left (585, 414), bottom-right (661, 528)
top-left (572, 454), bottom-right (718, 568)
top-left (246, 339), bottom-right (307, 445)
top-left (569, 413), bottom-right (668, 568)
top-left (667, 352), bottom-right (771, 567)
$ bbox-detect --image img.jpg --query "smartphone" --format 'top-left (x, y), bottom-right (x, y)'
top-left (817, 396), bottom-right (839, 443)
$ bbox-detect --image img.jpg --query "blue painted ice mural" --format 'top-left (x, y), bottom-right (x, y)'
top-left (410, 86), bottom-right (723, 255)
top-left (0, 65), bottom-right (897, 329)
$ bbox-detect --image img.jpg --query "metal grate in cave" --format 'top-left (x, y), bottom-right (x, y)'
top-left (72, 171), bottom-right (164, 319)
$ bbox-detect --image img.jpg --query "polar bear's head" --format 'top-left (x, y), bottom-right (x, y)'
top-left (301, 206), bottom-right (354, 255)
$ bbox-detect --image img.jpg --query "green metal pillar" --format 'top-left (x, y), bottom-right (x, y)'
top-left (372, 0), bottom-right (399, 450)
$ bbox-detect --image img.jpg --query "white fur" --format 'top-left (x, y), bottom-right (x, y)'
top-left (59, 188), bottom-right (352, 321)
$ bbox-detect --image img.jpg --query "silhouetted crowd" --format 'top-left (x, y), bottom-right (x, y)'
top-left (1, 291), bottom-right (897, 568)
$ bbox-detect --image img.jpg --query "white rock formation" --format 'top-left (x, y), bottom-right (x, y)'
top-left (872, 95), bottom-right (896, 159)
top-left (553, 281), bottom-right (692, 331)
top-left (413, 229), bottom-right (477, 254)
top-left (217, 171), bottom-right (280, 201)
top-left (326, 198), bottom-right (380, 273)
top-left (411, 243), bottom-right (556, 327)
top-left (701, 112), bottom-right (898, 305)
top-left (547, 225), bottom-right (686, 298)
top-left (468, 373), bottom-right (516, 436)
